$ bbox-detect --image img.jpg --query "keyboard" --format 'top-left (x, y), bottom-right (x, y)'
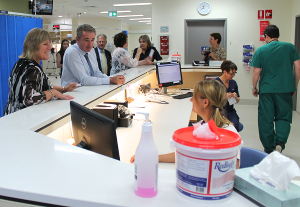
top-left (172, 92), bottom-right (193, 99)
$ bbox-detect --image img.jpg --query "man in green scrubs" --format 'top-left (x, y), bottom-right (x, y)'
top-left (251, 25), bottom-right (300, 153)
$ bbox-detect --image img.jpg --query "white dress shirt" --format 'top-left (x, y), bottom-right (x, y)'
top-left (61, 43), bottom-right (110, 86)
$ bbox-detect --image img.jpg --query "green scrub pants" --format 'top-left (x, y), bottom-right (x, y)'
top-left (258, 93), bottom-right (293, 153)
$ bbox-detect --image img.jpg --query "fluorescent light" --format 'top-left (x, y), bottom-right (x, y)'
top-left (100, 10), bottom-right (131, 13)
top-left (58, 16), bottom-right (62, 17)
top-left (139, 20), bottom-right (151, 22)
top-left (113, 3), bottom-right (152, 6)
top-left (129, 18), bottom-right (151, 20)
top-left (146, 23), bottom-right (151, 24)
top-left (117, 15), bottom-right (143, 17)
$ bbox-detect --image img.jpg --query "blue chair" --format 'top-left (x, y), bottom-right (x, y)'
top-left (239, 147), bottom-right (268, 169)
top-left (238, 122), bottom-right (244, 132)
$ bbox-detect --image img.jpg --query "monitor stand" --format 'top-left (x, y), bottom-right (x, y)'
top-left (162, 87), bottom-right (176, 95)
top-left (163, 87), bottom-right (168, 94)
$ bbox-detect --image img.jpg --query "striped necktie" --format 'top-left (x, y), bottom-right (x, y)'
top-left (84, 53), bottom-right (94, 76)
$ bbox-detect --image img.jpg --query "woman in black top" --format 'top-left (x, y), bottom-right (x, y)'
top-left (4, 28), bottom-right (77, 115)
top-left (57, 39), bottom-right (69, 78)
top-left (133, 35), bottom-right (163, 64)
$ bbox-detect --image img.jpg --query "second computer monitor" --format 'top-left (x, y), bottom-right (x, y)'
top-left (70, 101), bottom-right (120, 161)
top-left (156, 62), bottom-right (183, 87)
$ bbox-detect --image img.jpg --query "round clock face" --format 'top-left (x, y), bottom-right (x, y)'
top-left (198, 2), bottom-right (211, 15)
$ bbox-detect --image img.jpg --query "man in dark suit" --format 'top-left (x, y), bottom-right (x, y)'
top-left (94, 34), bottom-right (112, 76)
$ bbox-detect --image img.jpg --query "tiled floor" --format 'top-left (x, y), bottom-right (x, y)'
top-left (236, 102), bottom-right (300, 180)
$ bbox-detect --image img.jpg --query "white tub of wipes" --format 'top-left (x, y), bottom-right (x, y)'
top-left (171, 119), bottom-right (242, 203)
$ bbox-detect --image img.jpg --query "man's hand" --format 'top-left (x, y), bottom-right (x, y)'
top-left (252, 89), bottom-right (258, 97)
top-left (65, 82), bottom-right (78, 92)
top-left (110, 75), bottom-right (125, 85)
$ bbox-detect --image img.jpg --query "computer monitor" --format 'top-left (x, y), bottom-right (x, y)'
top-left (70, 101), bottom-right (120, 160)
top-left (156, 62), bottom-right (183, 87)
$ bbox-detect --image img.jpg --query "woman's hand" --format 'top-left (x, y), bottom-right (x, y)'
top-left (137, 47), bottom-right (142, 55)
top-left (52, 89), bottom-right (74, 100)
top-left (209, 52), bottom-right (216, 60)
top-left (65, 82), bottom-right (78, 92)
top-left (232, 92), bottom-right (238, 99)
top-left (227, 93), bottom-right (232, 99)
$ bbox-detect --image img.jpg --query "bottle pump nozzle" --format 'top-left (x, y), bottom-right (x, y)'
top-left (137, 112), bottom-right (150, 122)
top-left (137, 112), bottom-right (151, 132)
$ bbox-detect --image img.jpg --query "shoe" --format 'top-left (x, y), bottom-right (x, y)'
top-left (275, 144), bottom-right (283, 153)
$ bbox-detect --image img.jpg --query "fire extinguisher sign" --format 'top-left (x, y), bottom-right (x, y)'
top-left (260, 21), bottom-right (269, 41)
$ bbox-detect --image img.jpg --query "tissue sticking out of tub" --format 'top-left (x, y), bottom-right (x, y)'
top-left (193, 119), bottom-right (220, 140)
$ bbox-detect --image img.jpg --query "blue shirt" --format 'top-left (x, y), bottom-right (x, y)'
top-left (215, 77), bottom-right (240, 112)
top-left (61, 43), bottom-right (110, 87)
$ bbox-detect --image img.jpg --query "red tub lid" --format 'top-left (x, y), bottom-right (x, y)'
top-left (172, 123), bottom-right (241, 149)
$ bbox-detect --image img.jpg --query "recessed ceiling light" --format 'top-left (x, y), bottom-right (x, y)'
top-left (117, 15), bottom-right (143, 17)
top-left (58, 16), bottom-right (62, 17)
top-left (139, 20), bottom-right (151, 22)
top-left (113, 3), bottom-right (152, 6)
top-left (129, 18), bottom-right (151, 20)
top-left (100, 10), bottom-right (131, 13)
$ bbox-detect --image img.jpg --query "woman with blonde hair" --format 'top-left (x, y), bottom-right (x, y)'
top-left (131, 79), bottom-right (240, 168)
top-left (4, 28), bottom-right (77, 115)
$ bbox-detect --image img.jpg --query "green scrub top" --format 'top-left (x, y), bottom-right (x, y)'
top-left (251, 41), bottom-right (300, 94)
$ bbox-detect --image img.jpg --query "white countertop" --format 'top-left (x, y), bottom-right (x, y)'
top-left (0, 65), bottom-right (258, 207)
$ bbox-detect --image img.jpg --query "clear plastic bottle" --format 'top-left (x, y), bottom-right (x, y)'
top-left (134, 112), bottom-right (158, 198)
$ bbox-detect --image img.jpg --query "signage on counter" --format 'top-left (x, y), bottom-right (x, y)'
top-left (258, 10), bottom-right (264, 19)
top-left (160, 36), bottom-right (169, 56)
top-left (265, 10), bottom-right (272, 19)
top-left (260, 21), bottom-right (269, 41)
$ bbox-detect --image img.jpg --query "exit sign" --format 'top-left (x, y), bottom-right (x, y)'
top-left (108, 11), bottom-right (117, 17)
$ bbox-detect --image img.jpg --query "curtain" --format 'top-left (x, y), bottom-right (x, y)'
top-left (0, 15), bottom-right (42, 117)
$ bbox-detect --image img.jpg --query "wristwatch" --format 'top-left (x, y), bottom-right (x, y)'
top-left (252, 86), bottom-right (257, 90)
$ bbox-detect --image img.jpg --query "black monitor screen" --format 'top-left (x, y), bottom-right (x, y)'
top-left (156, 62), bottom-right (183, 87)
top-left (32, 0), bottom-right (53, 15)
top-left (70, 101), bottom-right (120, 160)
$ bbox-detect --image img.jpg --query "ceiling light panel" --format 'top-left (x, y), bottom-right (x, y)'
top-left (100, 10), bottom-right (131, 13)
top-left (113, 3), bottom-right (152, 6)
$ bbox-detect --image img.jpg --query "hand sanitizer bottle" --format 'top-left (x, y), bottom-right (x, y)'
top-left (134, 112), bottom-right (158, 198)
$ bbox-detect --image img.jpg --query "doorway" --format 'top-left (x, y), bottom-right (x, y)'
top-left (184, 19), bottom-right (227, 64)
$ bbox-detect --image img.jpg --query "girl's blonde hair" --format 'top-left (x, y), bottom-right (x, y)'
top-left (19, 28), bottom-right (51, 60)
top-left (193, 79), bottom-right (232, 128)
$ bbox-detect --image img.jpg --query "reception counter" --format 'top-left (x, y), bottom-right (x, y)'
top-left (0, 65), bottom-right (258, 207)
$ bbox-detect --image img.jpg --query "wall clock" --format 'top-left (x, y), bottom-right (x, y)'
top-left (198, 2), bottom-right (211, 15)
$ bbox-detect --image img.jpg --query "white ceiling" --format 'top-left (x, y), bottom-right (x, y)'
top-left (44, 0), bottom-right (152, 26)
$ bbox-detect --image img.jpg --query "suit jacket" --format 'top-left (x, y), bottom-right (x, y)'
top-left (94, 47), bottom-right (112, 76)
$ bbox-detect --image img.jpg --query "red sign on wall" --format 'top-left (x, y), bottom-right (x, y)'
top-left (265, 10), bottom-right (272, 19)
top-left (258, 10), bottom-right (264, 19)
top-left (160, 36), bottom-right (169, 56)
top-left (260, 21), bottom-right (269, 41)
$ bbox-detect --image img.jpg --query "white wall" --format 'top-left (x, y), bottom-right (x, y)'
top-left (152, 0), bottom-right (294, 100)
